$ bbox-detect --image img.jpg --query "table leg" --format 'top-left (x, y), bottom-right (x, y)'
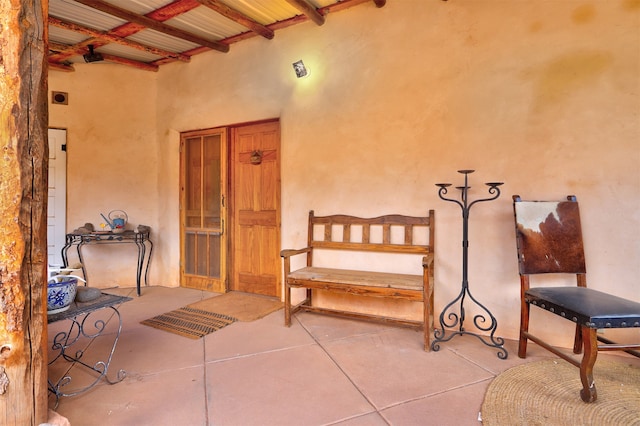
top-left (144, 238), bottom-right (153, 287)
top-left (135, 238), bottom-right (145, 296)
top-left (77, 241), bottom-right (88, 286)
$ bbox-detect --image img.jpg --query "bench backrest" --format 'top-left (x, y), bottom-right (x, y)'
top-left (306, 210), bottom-right (434, 258)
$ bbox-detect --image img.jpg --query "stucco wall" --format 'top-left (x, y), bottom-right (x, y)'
top-left (49, 65), bottom-right (158, 288)
top-left (49, 0), bottom-right (639, 347)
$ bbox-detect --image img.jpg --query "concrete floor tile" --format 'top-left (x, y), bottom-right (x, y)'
top-left (54, 366), bottom-right (207, 426)
top-left (115, 286), bottom-right (211, 331)
top-left (332, 412), bottom-right (390, 426)
top-left (95, 325), bottom-right (206, 377)
top-left (204, 310), bottom-right (316, 362)
top-left (321, 327), bottom-right (493, 409)
top-left (206, 345), bottom-right (375, 425)
top-left (296, 312), bottom-right (395, 342)
top-left (382, 380), bottom-right (491, 426)
top-left (433, 334), bottom-right (555, 375)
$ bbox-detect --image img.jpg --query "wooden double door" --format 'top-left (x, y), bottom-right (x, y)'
top-left (180, 120), bottom-right (281, 297)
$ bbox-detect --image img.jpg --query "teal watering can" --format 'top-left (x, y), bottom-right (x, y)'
top-left (101, 210), bottom-right (128, 233)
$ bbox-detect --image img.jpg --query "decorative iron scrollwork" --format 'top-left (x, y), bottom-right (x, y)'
top-left (432, 170), bottom-right (508, 359)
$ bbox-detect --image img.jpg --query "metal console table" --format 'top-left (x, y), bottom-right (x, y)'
top-left (61, 229), bottom-right (152, 296)
top-left (47, 293), bottom-right (131, 407)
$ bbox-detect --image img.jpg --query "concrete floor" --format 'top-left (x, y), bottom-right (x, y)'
top-left (46, 286), bottom-right (638, 426)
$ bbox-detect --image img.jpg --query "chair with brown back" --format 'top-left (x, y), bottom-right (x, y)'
top-left (512, 195), bottom-right (640, 402)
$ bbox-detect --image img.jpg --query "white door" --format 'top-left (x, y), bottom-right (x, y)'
top-left (48, 128), bottom-right (67, 267)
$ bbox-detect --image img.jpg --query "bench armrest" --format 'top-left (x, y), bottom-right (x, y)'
top-left (280, 247), bottom-right (312, 258)
top-left (422, 254), bottom-right (434, 270)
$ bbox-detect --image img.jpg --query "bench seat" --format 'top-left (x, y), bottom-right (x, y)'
top-left (287, 267), bottom-right (424, 295)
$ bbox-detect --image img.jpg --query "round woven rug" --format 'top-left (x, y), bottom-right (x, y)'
top-left (481, 359), bottom-right (640, 426)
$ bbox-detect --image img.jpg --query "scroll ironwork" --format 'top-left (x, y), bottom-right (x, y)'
top-left (432, 169), bottom-right (508, 359)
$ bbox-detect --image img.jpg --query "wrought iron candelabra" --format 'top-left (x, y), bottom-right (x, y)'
top-left (432, 170), bottom-right (508, 359)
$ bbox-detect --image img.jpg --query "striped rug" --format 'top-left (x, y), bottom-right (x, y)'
top-left (141, 306), bottom-right (237, 339)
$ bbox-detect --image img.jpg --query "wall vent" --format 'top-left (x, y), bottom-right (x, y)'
top-left (52, 91), bottom-right (68, 105)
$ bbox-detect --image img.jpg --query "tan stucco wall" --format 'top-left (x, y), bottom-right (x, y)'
top-left (49, 0), bottom-right (639, 347)
top-left (49, 65), bottom-right (158, 288)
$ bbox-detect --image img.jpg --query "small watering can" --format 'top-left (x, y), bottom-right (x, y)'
top-left (101, 210), bottom-right (128, 233)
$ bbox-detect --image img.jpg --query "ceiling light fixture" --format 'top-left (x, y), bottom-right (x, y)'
top-left (83, 45), bottom-right (104, 63)
top-left (292, 60), bottom-right (309, 78)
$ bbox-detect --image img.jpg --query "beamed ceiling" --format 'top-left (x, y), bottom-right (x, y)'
top-left (48, 0), bottom-right (387, 72)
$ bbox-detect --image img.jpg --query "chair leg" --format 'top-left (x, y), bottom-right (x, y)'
top-left (573, 323), bottom-right (583, 354)
top-left (579, 327), bottom-right (598, 403)
top-left (518, 300), bottom-right (530, 358)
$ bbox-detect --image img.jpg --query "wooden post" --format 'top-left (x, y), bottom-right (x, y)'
top-left (0, 0), bottom-right (49, 424)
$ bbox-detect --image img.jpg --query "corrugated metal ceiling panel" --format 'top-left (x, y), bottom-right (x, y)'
top-left (49, 26), bottom-right (88, 47)
top-left (105, 0), bottom-right (166, 15)
top-left (165, 6), bottom-right (247, 41)
top-left (95, 42), bottom-right (163, 63)
top-left (49, 0), bottom-right (127, 31)
top-left (221, 0), bottom-right (302, 24)
top-left (126, 28), bottom-right (200, 53)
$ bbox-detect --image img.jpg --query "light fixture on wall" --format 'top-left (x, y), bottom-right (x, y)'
top-left (83, 45), bottom-right (104, 63)
top-left (292, 60), bottom-right (309, 78)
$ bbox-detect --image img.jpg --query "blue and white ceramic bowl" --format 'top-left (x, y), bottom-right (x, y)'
top-left (47, 277), bottom-right (78, 314)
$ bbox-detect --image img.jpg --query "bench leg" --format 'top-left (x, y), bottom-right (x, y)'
top-left (284, 281), bottom-right (292, 327)
top-left (579, 327), bottom-right (598, 403)
top-left (423, 283), bottom-right (432, 352)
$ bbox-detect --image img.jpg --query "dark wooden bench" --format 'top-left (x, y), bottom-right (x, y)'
top-left (281, 210), bottom-right (435, 351)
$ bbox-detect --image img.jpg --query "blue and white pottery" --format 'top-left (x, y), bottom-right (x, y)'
top-left (47, 277), bottom-right (78, 314)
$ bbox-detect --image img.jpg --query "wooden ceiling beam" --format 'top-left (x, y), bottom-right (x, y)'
top-left (48, 61), bottom-right (75, 72)
top-left (324, 0), bottom-right (385, 13)
top-left (49, 16), bottom-right (191, 62)
top-left (49, 41), bottom-right (74, 52)
top-left (99, 53), bottom-right (159, 71)
top-left (195, 0), bottom-right (274, 40)
top-left (284, 0), bottom-right (325, 26)
top-left (72, 0), bottom-right (229, 52)
top-left (48, 38), bottom-right (104, 63)
top-left (108, 0), bottom-right (201, 38)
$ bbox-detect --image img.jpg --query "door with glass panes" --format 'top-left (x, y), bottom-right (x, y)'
top-left (180, 129), bottom-right (227, 292)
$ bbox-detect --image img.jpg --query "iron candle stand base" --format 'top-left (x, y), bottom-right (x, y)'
top-left (432, 170), bottom-right (508, 359)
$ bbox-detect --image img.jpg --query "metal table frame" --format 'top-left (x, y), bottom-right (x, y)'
top-left (47, 293), bottom-right (131, 407)
top-left (61, 230), bottom-right (152, 296)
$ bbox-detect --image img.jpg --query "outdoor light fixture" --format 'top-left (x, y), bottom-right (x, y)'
top-left (292, 60), bottom-right (309, 78)
top-left (83, 45), bottom-right (104, 63)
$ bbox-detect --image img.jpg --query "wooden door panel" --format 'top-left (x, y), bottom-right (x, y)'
top-left (231, 120), bottom-right (281, 297)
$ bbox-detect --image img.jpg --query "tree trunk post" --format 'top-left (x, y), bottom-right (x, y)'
top-left (0, 0), bottom-right (49, 424)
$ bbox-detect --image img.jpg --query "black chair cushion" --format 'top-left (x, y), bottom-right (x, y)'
top-left (526, 287), bottom-right (640, 328)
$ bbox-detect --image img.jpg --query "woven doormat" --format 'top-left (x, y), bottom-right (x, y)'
top-left (141, 307), bottom-right (237, 339)
top-left (187, 291), bottom-right (283, 322)
top-left (481, 359), bottom-right (640, 425)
